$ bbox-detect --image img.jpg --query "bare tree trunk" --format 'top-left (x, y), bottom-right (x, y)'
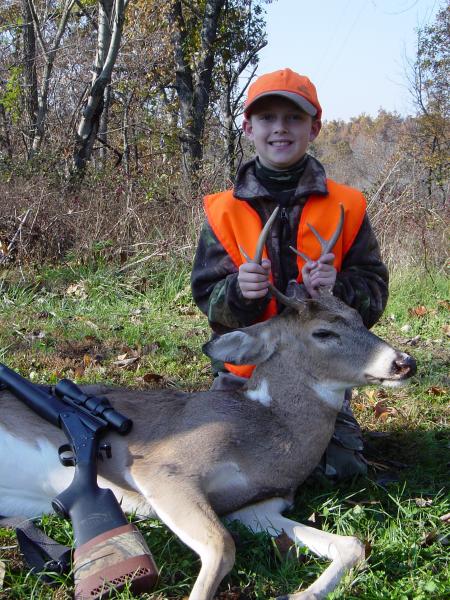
top-left (97, 1), bottom-right (113, 165)
top-left (168, 0), bottom-right (225, 183)
top-left (27, 0), bottom-right (75, 155)
top-left (21, 0), bottom-right (39, 157)
top-left (72, 0), bottom-right (126, 178)
top-left (0, 104), bottom-right (13, 162)
top-left (121, 92), bottom-right (132, 177)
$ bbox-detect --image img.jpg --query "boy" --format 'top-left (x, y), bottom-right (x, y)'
top-left (191, 68), bottom-right (389, 480)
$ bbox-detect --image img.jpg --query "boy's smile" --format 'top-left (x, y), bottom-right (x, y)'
top-left (243, 96), bottom-right (321, 170)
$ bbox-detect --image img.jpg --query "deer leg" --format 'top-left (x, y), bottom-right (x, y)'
top-left (135, 478), bottom-right (235, 600)
top-left (226, 497), bottom-right (365, 600)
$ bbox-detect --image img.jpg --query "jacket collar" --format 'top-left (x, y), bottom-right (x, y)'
top-left (234, 154), bottom-right (328, 201)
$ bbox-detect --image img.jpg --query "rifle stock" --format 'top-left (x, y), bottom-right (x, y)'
top-left (0, 363), bottom-right (158, 599)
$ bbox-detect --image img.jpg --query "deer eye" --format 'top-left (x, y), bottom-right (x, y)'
top-left (312, 330), bottom-right (339, 340)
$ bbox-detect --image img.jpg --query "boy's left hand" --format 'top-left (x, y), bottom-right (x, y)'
top-left (302, 253), bottom-right (337, 298)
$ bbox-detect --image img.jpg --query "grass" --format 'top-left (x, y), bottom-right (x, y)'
top-left (0, 261), bottom-right (448, 599)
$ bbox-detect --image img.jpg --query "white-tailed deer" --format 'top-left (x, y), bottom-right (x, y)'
top-left (0, 209), bottom-right (416, 599)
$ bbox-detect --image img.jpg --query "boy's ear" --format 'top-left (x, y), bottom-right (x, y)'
top-left (309, 119), bottom-right (321, 141)
top-left (242, 118), bottom-right (253, 138)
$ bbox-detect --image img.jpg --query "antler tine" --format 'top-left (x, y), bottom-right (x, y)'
top-left (289, 203), bottom-right (345, 263)
top-left (289, 246), bottom-right (310, 262)
top-left (321, 203), bottom-right (344, 256)
top-left (253, 206), bottom-right (279, 264)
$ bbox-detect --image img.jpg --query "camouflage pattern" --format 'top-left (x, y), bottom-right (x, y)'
top-left (74, 524), bottom-right (157, 598)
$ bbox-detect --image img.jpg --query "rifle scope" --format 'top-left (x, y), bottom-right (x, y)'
top-left (55, 379), bottom-right (132, 435)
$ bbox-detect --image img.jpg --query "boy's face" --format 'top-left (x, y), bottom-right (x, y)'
top-left (243, 96), bottom-right (321, 170)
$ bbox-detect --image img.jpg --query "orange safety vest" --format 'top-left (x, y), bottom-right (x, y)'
top-left (204, 179), bottom-right (366, 378)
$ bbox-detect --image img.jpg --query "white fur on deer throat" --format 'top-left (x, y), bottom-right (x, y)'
top-left (311, 382), bottom-right (346, 411)
top-left (245, 378), bottom-right (272, 406)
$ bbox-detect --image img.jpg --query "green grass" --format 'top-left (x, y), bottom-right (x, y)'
top-left (0, 262), bottom-right (448, 599)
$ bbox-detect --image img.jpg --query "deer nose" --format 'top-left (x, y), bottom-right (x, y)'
top-left (393, 354), bottom-right (417, 378)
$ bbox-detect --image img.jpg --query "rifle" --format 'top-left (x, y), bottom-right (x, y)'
top-left (0, 362), bottom-right (158, 599)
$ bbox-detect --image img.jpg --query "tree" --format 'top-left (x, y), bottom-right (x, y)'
top-left (408, 2), bottom-right (449, 200)
top-left (213, 0), bottom-right (269, 179)
top-left (166, 0), bottom-right (226, 182)
top-left (72, 0), bottom-right (127, 177)
top-left (25, 0), bottom-right (76, 155)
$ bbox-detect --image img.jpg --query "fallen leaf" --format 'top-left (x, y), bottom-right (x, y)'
top-left (274, 531), bottom-right (295, 558)
top-left (25, 330), bottom-right (46, 341)
top-left (143, 372), bottom-right (164, 383)
top-left (438, 300), bottom-right (450, 311)
top-left (420, 530), bottom-right (438, 546)
top-left (442, 324), bottom-right (450, 337)
top-left (113, 356), bottom-right (139, 368)
top-left (307, 512), bottom-right (324, 528)
top-left (374, 401), bottom-right (390, 419)
top-left (415, 497), bottom-right (433, 507)
top-left (409, 305), bottom-right (428, 317)
top-left (66, 281), bottom-right (87, 299)
top-left (73, 365), bottom-right (85, 378)
top-left (405, 335), bottom-right (421, 346)
top-left (364, 389), bottom-right (377, 403)
top-left (440, 512), bottom-right (450, 523)
top-left (426, 386), bottom-right (447, 396)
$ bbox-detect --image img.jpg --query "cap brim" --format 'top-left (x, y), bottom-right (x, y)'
top-left (245, 91), bottom-right (318, 117)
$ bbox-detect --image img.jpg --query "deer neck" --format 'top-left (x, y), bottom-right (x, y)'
top-left (244, 354), bottom-right (346, 420)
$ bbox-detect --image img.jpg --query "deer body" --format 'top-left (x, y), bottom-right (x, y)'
top-left (0, 295), bottom-right (416, 599)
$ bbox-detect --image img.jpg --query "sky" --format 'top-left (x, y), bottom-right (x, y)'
top-left (256, 0), bottom-right (442, 121)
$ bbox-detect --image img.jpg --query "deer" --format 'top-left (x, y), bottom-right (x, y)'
top-left (0, 207), bottom-right (416, 600)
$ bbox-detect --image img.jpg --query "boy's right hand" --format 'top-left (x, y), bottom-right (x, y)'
top-left (238, 259), bottom-right (271, 299)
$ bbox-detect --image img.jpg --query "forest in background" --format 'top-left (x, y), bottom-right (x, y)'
top-left (0, 0), bottom-right (448, 273)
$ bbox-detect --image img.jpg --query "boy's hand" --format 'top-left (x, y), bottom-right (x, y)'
top-left (238, 259), bottom-right (271, 299)
top-left (302, 253), bottom-right (337, 298)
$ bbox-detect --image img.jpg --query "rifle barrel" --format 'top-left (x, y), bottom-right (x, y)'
top-left (0, 363), bottom-right (61, 427)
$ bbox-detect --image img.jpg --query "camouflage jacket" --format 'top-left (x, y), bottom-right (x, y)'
top-left (191, 155), bottom-right (389, 343)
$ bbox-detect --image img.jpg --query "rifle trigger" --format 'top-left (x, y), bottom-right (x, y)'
top-left (99, 443), bottom-right (112, 459)
top-left (58, 443), bottom-right (76, 467)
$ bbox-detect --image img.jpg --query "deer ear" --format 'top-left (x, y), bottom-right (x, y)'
top-left (203, 324), bottom-right (276, 365)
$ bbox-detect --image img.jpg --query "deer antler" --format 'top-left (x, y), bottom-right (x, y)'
top-left (241, 204), bottom-right (345, 306)
top-left (289, 204), bottom-right (344, 264)
top-left (290, 203), bottom-right (344, 296)
top-left (240, 207), bottom-right (302, 310)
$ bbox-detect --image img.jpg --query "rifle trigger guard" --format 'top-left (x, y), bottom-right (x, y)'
top-left (58, 443), bottom-right (76, 466)
top-left (99, 442), bottom-right (112, 459)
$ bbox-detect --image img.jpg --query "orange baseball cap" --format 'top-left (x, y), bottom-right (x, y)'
top-left (244, 68), bottom-right (322, 120)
